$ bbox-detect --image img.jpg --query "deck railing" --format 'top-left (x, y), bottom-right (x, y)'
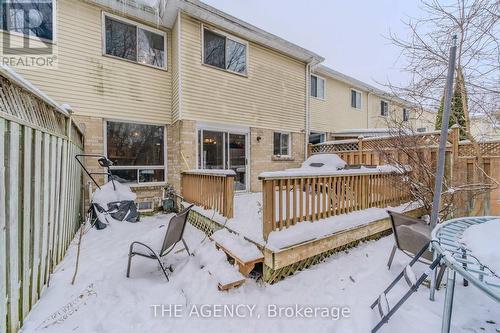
top-left (260, 170), bottom-right (410, 240)
top-left (181, 170), bottom-right (235, 218)
top-left (1, 65), bottom-right (84, 332)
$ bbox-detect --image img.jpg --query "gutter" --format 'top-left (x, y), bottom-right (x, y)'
top-left (305, 61), bottom-right (312, 158)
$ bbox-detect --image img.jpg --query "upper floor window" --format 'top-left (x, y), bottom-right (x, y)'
top-left (403, 108), bottom-right (410, 122)
top-left (311, 75), bottom-right (325, 99)
top-left (380, 100), bottom-right (389, 116)
top-left (203, 28), bottom-right (247, 75)
top-left (1, 0), bottom-right (54, 41)
top-left (104, 14), bottom-right (166, 69)
top-left (351, 90), bottom-right (361, 109)
top-left (106, 121), bottom-right (165, 184)
top-left (273, 132), bottom-right (290, 156)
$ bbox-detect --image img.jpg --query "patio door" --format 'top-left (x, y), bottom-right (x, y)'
top-left (198, 129), bottom-right (248, 191)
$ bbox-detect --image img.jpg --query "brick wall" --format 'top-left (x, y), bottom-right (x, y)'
top-left (250, 128), bottom-right (305, 192)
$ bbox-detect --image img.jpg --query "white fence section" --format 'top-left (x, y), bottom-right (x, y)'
top-left (0, 65), bottom-right (84, 333)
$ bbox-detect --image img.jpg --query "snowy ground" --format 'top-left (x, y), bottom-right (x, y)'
top-left (21, 214), bottom-right (500, 333)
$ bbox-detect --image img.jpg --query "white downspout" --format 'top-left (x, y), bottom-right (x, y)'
top-left (366, 91), bottom-right (371, 128)
top-left (305, 62), bottom-right (312, 158)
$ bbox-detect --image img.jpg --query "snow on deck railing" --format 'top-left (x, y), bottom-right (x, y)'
top-left (181, 170), bottom-right (235, 218)
top-left (258, 165), bottom-right (403, 179)
top-left (260, 168), bottom-right (411, 240)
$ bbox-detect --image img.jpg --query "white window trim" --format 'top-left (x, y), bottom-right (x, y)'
top-left (311, 74), bottom-right (326, 100)
top-left (273, 131), bottom-right (292, 157)
top-left (309, 131), bottom-right (326, 144)
top-left (196, 124), bottom-right (251, 193)
top-left (101, 12), bottom-right (168, 71)
top-left (380, 100), bottom-right (389, 117)
top-left (0, 0), bottom-right (58, 44)
top-left (200, 24), bottom-right (249, 77)
top-left (103, 119), bottom-right (168, 187)
top-left (351, 89), bottom-right (362, 110)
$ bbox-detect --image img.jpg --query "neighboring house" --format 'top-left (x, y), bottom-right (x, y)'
top-left (0, 0), bottom-right (437, 209)
top-left (470, 113), bottom-right (500, 141)
top-left (309, 65), bottom-right (435, 143)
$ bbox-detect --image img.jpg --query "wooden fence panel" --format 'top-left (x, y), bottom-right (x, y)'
top-left (1, 69), bottom-right (84, 333)
top-left (181, 171), bottom-right (235, 219)
top-left (0, 119), bottom-right (7, 333)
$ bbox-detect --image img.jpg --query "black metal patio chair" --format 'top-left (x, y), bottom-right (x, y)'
top-left (387, 210), bottom-right (446, 289)
top-left (126, 205), bottom-right (194, 281)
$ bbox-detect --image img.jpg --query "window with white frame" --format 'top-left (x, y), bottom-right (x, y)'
top-left (273, 132), bottom-right (290, 156)
top-left (403, 108), bottom-right (410, 121)
top-left (104, 14), bottom-right (166, 69)
top-left (2, 0), bottom-right (54, 40)
top-left (106, 121), bottom-right (165, 184)
top-left (351, 90), bottom-right (361, 109)
top-left (309, 132), bottom-right (325, 144)
top-left (311, 75), bottom-right (325, 99)
top-left (380, 100), bottom-right (389, 116)
top-left (203, 28), bottom-right (247, 74)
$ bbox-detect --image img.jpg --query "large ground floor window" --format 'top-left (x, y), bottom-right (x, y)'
top-left (106, 121), bottom-right (165, 184)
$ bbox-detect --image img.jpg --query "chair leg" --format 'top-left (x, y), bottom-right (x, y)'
top-left (387, 245), bottom-right (397, 269)
top-left (182, 238), bottom-right (191, 256)
top-left (436, 265), bottom-right (446, 290)
top-left (154, 255), bottom-right (169, 281)
top-left (126, 243), bottom-right (134, 278)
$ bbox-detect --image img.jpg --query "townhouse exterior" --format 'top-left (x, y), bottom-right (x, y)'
top-left (0, 0), bottom-right (434, 210)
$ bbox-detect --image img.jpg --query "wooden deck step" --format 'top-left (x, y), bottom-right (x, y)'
top-left (211, 229), bottom-right (264, 277)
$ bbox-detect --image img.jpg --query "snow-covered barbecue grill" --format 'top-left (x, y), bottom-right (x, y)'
top-left (431, 216), bottom-right (500, 333)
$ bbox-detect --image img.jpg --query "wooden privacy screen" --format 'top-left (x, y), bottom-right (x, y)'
top-left (181, 171), bottom-right (235, 219)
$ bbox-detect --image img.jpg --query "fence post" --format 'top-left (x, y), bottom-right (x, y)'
top-left (224, 176), bottom-right (234, 219)
top-left (307, 143), bottom-right (313, 157)
top-left (357, 135), bottom-right (364, 164)
top-left (262, 178), bottom-right (274, 241)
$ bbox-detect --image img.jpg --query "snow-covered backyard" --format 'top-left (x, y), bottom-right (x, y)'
top-left (20, 213), bottom-right (500, 333)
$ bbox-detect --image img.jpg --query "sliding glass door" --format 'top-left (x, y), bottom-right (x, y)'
top-left (198, 130), bottom-right (248, 191)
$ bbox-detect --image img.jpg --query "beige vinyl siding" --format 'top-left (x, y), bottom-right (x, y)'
top-left (310, 77), bottom-right (369, 133)
top-left (4, 0), bottom-right (172, 124)
top-left (180, 14), bottom-right (306, 132)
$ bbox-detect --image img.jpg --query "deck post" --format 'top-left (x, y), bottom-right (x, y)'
top-left (262, 178), bottom-right (274, 241)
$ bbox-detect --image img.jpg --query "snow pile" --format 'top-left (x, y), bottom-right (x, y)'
top-left (92, 181), bottom-right (136, 210)
top-left (211, 229), bottom-right (263, 262)
top-left (194, 241), bottom-right (245, 286)
top-left (20, 214), bottom-right (500, 333)
top-left (297, 154), bottom-right (347, 171)
top-left (184, 169), bottom-right (236, 176)
top-left (461, 218), bottom-right (500, 275)
top-left (266, 202), bottom-right (421, 251)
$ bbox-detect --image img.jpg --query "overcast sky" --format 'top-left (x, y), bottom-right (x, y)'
top-left (202, 0), bottom-right (422, 89)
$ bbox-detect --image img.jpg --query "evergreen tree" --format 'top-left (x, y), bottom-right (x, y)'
top-left (434, 68), bottom-right (468, 140)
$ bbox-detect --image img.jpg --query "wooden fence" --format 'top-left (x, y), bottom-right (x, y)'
top-left (181, 170), bottom-right (235, 218)
top-left (0, 66), bottom-right (84, 333)
top-left (260, 171), bottom-right (409, 239)
top-left (309, 127), bottom-right (500, 218)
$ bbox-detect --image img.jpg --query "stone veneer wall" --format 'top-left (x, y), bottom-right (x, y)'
top-left (249, 128), bottom-right (305, 192)
top-left (167, 119), bottom-right (197, 191)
